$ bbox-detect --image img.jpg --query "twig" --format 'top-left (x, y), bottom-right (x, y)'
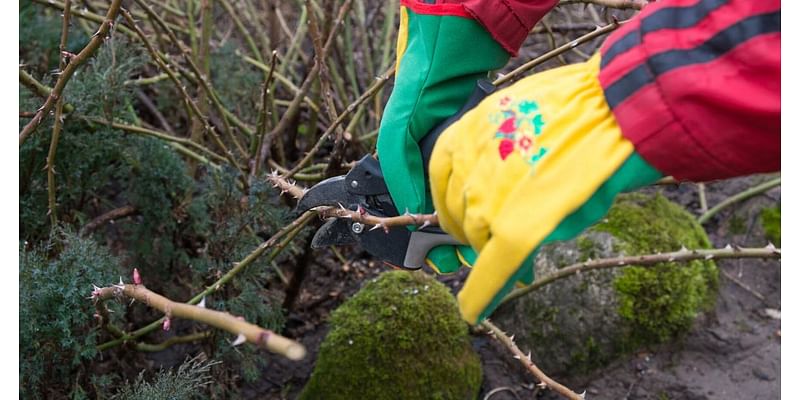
top-left (266, 172), bottom-right (437, 231)
top-left (31, 0), bottom-right (136, 38)
top-left (697, 183), bottom-right (708, 213)
top-left (135, 331), bottom-right (212, 352)
top-left (719, 268), bottom-right (766, 303)
top-left (97, 211), bottom-right (315, 351)
top-left (559, 0), bottom-right (649, 9)
top-left (20, 0), bottom-right (124, 145)
top-left (252, 51), bottom-right (279, 179)
top-left (134, 0), bottom-right (252, 157)
top-left (484, 387), bottom-right (521, 400)
top-left (282, 66), bottom-right (394, 179)
top-left (697, 177), bottom-right (781, 224)
top-left (493, 20), bottom-right (623, 87)
top-left (501, 245), bottom-right (781, 306)
top-left (121, 9), bottom-right (247, 178)
top-left (19, 69), bottom-right (75, 113)
top-left (481, 320), bottom-right (583, 400)
top-left (218, 0), bottom-right (262, 65)
top-left (80, 205), bottom-right (137, 237)
top-left (655, 176), bottom-right (679, 185)
top-left (46, 0), bottom-right (73, 228)
top-left (267, 159), bottom-right (325, 181)
top-left (81, 116), bottom-right (226, 164)
top-left (188, 0), bottom-right (216, 165)
top-left (91, 279), bottom-right (306, 360)
top-left (240, 54), bottom-right (321, 113)
top-left (258, 0), bottom-right (354, 170)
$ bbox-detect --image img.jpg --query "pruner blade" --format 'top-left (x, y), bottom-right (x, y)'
top-left (311, 219), bottom-right (357, 247)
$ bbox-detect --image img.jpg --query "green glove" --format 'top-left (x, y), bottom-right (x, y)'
top-left (376, 3), bottom-right (509, 273)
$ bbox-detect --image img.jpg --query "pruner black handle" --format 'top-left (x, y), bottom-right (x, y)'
top-left (419, 79), bottom-right (496, 177)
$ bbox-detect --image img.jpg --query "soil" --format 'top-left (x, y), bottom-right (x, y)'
top-left (233, 175), bottom-right (780, 399)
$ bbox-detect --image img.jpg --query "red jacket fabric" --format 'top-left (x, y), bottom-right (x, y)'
top-left (598, 0), bottom-right (780, 181)
top-left (407, 0), bottom-right (780, 181)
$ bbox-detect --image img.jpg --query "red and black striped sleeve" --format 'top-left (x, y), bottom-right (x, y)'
top-left (599, 0), bottom-right (780, 181)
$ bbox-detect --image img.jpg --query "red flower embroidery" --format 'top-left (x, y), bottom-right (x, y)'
top-left (498, 139), bottom-right (514, 160)
top-left (518, 136), bottom-right (532, 151)
top-left (500, 96), bottom-right (511, 106)
top-left (498, 117), bottom-right (516, 133)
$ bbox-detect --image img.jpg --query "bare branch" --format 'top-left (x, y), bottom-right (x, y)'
top-left (481, 320), bottom-right (583, 400)
top-left (80, 205), bottom-right (137, 237)
top-left (20, 0), bottom-right (124, 145)
top-left (92, 281), bottom-right (306, 360)
top-left (502, 245), bottom-right (781, 306)
top-left (494, 20), bottom-right (624, 87)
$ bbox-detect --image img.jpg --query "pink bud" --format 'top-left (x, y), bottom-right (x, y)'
top-left (162, 318), bottom-right (171, 331)
top-left (133, 268), bottom-right (142, 285)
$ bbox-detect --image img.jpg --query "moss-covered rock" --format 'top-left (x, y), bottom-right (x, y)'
top-left (300, 270), bottom-right (482, 400)
top-left (494, 193), bottom-right (718, 375)
top-left (760, 205), bottom-right (781, 247)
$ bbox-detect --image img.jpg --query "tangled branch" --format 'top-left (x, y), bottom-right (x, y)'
top-left (20, 0), bottom-right (124, 145)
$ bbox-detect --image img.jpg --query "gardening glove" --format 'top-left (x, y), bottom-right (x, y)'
top-left (429, 54), bottom-right (665, 324)
top-left (376, 1), bottom-right (512, 274)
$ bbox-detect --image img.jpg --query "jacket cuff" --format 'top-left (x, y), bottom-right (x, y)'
top-left (461, 0), bottom-right (558, 56)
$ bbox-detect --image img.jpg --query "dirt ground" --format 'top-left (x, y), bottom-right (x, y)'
top-left (238, 175), bottom-right (780, 400)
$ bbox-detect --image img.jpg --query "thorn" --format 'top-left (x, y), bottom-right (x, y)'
top-left (537, 382), bottom-right (548, 389)
top-left (369, 223), bottom-right (383, 232)
top-left (513, 354), bottom-right (521, 360)
top-left (579, 390), bottom-right (587, 399)
top-left (162, 318), bottom-right (171, 331)
top-left (668, 256), bottom-right (675, 262)
top-left (129, 298), bottom-right (136, 306)
top-left (509, 334), bottom-right (515, 341)
top-left (113, 277), bottom-right (125, 290)
top-left (679, 245), bottom-right (688, 252)
top-left (527, 351), bottom-right (531, 360)
top-left (724, 243), bottom-right (733, 250)
top-left (232, 333), bottom-right (247, 346)
top-left (133, 268), bottom-right (141, 285)
top-left (766, 242), bottom-right (776, 251)
top-left (705, 254), bottom-right (714, 260)
top-left (198, 297), bottom-right (206, 308)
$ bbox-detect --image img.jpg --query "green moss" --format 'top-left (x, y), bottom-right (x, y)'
top-left (592, 193), bottom-right (718, 348)
top-left (300, 271), bottom-right (481, 400)
top-left (727, 213), bottom-right (747, 235)
top-left (761, 205), bottom-right (781, 247)
top-left (569, 336), bottom-right (604, 373)
top-left (576, 235), bottom-right (597, 262)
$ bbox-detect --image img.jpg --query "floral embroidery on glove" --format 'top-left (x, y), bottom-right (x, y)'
top-left (491, 96), bottom-right (547, 166)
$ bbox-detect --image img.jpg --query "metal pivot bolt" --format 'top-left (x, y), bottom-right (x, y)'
top-left (351, 222), bottom-right (364, 234)
top-left (350, 180), bottom-right (358, 188)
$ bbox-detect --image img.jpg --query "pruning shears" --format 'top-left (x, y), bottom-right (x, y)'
top-left (295, 79), bottom-right (496, 270)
